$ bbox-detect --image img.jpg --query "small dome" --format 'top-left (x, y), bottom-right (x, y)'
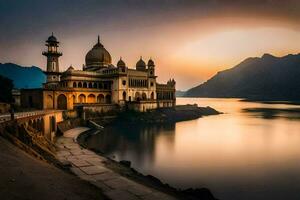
top-left (46, 33), bottom-right (58, 43)
top-left (117, 58), bottom-right (126, 67)
top-left (85, 36), bottom-right (112, 70)
top-left (148, 58), bottom-right (155, 67)
top-left (136, 57), bottom-right (146, 71)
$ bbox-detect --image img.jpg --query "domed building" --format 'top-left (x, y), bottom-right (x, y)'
top-left (84, 36), bottom-right (112, 71)
top-left (21, 34), bottom-right (176, 112)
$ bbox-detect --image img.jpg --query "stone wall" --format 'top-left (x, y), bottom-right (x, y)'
top-left (0, 103), bottom-right (10, 114)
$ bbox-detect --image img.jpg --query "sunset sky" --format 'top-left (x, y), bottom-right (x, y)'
top-left (1, 0), bottom-right (300, 90)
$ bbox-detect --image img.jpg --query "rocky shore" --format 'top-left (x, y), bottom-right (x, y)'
top-left (103, 105), bottom-right (221, 125)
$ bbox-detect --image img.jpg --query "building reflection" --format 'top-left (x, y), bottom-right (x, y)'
top-left (84, 123), bottom-right (176, 166)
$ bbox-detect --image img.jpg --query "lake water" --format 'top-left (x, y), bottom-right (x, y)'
top-left (84, 98), bottom-right (300, 200)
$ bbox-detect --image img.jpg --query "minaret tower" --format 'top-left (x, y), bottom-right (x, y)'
top-left (42, 33), bottom-right (62, 87)
top-left (147, 58), bottom-right (155, 77)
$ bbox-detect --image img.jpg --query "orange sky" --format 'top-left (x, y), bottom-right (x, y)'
top-left (1, 0), bottom-right (300, 90)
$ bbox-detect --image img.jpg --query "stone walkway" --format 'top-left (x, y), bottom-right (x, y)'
top-left (55, 127), bottom-right (177, 200)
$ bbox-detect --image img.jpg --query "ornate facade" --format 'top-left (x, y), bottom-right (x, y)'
top-left (21, 34), bottom-right (176, 112)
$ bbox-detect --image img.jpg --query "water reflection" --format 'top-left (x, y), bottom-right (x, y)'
top-left (243, 107), bottom-right (300, 120)
top-left (85, 123), bottom-right (176, 166)
top-left (84, 98), bottom-right (300, 200)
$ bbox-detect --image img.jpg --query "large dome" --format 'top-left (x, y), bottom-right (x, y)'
top-left (85, 36), bottom-right (112, 70)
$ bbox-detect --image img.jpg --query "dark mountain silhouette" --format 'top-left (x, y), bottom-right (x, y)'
top-left (0, 63), bottom-right (45, 89)
top-left (184, 54), bottom-right (300, 100)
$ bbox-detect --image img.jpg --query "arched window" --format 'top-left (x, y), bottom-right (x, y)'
top-left (52, 62), bottom-right (56, 71)
top-left (73, 82), bottom-right (77, 88)
top-left (87, 94), bottom-right (96, 103)
top-left (78, 82), bottom-right (82, 88)
top-left (88, 82), bottom-right (93, 88)
top-left (142, 93), bottom-right (147, 100)
top-left (57, 94), bottom-right (67, 110)
top-left (151, 92), bottom-right (154, 100)
top-left (78, 94), bottom-right (86, 103)
top-left (135, 92), bottom-right (141, 101)
top-left (97, 94), bottom-right (105, 103)
top-left (83, 82), bottom-right (87, 88)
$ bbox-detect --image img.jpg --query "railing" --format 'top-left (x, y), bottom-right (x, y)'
top-left (0, 110), bottom-right (59, 123)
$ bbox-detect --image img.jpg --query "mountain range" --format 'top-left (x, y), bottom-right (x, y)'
top-left (184, 54), bottom-right (300, 100)
top-left (0, 63), bottom-right (45, 89)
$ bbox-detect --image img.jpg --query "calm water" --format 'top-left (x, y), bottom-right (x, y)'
top-left (84, 98), bottom-right (300, 200)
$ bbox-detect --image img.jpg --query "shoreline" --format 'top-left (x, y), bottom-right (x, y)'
top-left (55, 127), bottom-right (180, 200)
top-left (77, 129), bottom-right (217, 200)
top-left (74, 106), bottom-right (221, 200)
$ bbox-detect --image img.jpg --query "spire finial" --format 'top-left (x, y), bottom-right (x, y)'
top-left (140, 56), bottom-right (142, 60)
top-left (52, 32), bottom-right (53, 36)
top-left (97, 35), bottom-right (100, 44)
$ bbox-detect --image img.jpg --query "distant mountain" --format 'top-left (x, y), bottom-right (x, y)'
top-left (0, 63), bottom-right (45, 89)
top-left (176, 90), bottom-right (186, 97)
top-left (184, 54), bottom-right (300, 100)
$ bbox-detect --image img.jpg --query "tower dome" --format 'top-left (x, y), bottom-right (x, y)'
top-left (136, 57), bottom-right (146, 71)
top-left (85, 36), bottom-right (112, 71)
top-left (46, 32), bottom-right (58, 43)
top-left (117, 57), bottom-right (126, 68)
top-left (148, 58), bottom-right (155, 67)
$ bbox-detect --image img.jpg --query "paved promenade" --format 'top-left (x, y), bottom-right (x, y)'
top-left (0, 135), bottom-right (106, 200)
top-left (56, 127), bottom-right (177, 200)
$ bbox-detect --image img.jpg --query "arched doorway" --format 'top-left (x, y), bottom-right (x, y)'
top-left (142, 93), bottom-right (147, 100)
top-left (88, 94), bottom-right (96, 103)
top-left (97, 94), bottom-right (105, 103)
top-left (122, 91), bottom-right (126, 101)
top-left (135, 92), bottom-right (141, 101)
top-left (46, 95), bottom-right (53, 109)
top-left (151, 92), bottom-right (154, 100)
top-left (78, 94), bottom-right (86, 103)
top-left (57, 94), bottom-right (67, 110)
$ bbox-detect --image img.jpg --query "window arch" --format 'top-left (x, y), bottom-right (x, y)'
top-left (87, 94), bottom-right (96, 103)
top-left (97, 94), bottom-right (105, 103)
top-left (73, 82), bottom-right (77, 88)
top-left (57, 94), bottom-right (67, 110)
top-left (78, 94), bottom-right (86, 103)
top-left (83, 82), bottom-right (87, 88)
top-left (135, 92), bottom-right (141, 101)
top-left (151, 92), bottom-right (154, 100)
top-left (93, 82), bottom-right (97, 88)
top-left (78, 82), bottom-right (82, 88)
top-left (142, 93), bottom-right (147, 100)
